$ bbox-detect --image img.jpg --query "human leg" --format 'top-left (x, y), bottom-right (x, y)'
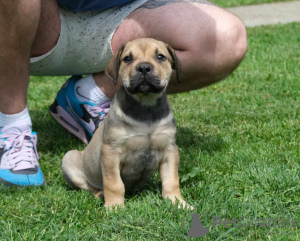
top-left (0, 0), bottom-right (60, 116)
top-left (0, 0), bottom-right (40, 115)
top-left (0, 0), bottom-right (60, 186)
top-left (111, 0), bottom-right (247, 93)
top-left (78, 0), bottom-right (247, 110)
top-left (65, 0), bottom-right (247, 111)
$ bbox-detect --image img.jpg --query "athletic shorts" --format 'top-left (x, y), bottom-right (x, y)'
top-left (30, 0), bottom-right (148, 76)
top-left (29, 0), bottom-right (213, 76)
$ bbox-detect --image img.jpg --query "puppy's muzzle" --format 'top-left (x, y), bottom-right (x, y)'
top-left (127, 63), bottom-right (164, 95)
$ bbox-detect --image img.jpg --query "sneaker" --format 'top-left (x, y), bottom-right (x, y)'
top-left (49, 76), bottom-right (111, 144)
top-left (0, 122), bottom-right (44, 186)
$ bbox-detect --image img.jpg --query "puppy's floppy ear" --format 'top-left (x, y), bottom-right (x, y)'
top-left (166, 44), bottom-right (182, 83)
top-left (105, 45), bottom-right (125, 85)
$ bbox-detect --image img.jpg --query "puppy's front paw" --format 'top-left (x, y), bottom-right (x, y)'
top-left (177, 200), bottom-right (194, 211)
top-left (104, 202), bottom-right (125, 211)
top-left (165, 196), bottom-right (194, 210)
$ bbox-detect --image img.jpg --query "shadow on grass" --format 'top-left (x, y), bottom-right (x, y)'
top-left (176, 126), bottom-right (227, 154)
top-left (32, 110), bottom-right (227, 154)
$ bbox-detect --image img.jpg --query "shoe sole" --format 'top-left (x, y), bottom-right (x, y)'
top-left (49, 98), bottom-right (91, 144)
top-left (0, 177), bottom-right (46, 187)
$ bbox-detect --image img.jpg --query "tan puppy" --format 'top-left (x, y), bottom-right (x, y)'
top-left (62, 38), bottom-right (192, 209)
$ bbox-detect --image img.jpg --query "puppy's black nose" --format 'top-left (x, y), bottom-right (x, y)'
top-left (137, 63), bottom-right (152, 75)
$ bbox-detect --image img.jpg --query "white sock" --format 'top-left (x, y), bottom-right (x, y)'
top-left (74, 75), bottom-right (110, 104)
top-left (0, 106), bottom-right (32, 131)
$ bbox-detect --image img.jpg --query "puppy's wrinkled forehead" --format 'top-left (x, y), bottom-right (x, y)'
top-left (121, 39), bottom-right (171, 62)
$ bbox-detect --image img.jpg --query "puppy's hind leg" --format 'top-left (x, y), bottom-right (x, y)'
top-left (62, 150), bottom-right (90, 190)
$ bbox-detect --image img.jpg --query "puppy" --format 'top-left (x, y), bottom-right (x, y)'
top-left (62, 38), bottom-right (192, 209)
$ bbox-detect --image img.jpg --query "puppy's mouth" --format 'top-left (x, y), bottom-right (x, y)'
top-left (126, 75), bottom-right (165, 95)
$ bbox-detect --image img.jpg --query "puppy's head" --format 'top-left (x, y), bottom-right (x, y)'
top-left (105, 38), bottom-right (181, 97)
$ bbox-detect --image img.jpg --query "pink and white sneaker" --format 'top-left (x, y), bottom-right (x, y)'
top-left (0, 122), bottom-right (44, 186)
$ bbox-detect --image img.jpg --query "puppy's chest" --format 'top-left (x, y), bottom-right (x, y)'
top-left (116, 126), bottom-right (176, 171)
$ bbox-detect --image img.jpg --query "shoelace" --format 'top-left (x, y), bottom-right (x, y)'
top-left (85, 101), bottom-right (111, 121)
top-left (0, 131), bottom-right (39, 169)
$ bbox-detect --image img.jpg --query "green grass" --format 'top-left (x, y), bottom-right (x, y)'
top-left (211, 0), bottom-right (297, 8)
top-left (1, 21), bottom-right (300, 241)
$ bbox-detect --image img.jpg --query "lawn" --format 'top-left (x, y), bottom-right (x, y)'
top-left (211, 0), bottom-right (297, 8)
top-left (1, 7), bottom-right (300, 241)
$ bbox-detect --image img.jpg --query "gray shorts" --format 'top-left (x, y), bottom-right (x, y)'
top-left (29, 0), bottom-right (213, 76)
top-left (30, 0), bottom-right (148, 76)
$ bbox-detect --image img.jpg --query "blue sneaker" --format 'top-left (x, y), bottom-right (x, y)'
top-left (0, 122), bottom-right (44, 186)
top-left (49, 76), bottom-right (111, 144)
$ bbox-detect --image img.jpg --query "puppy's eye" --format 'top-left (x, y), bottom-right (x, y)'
top-left (157, 54), bottom-right (166, 62)
top-left (123, 56), bottom-right (132, 63)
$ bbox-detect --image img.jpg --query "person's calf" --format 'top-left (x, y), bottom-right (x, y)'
top-left (0, 0), bottom-right (41, 114)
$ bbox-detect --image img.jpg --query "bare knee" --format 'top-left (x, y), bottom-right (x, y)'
top-left (199, 11), bottom-right (248, 82)
top-left (171, 10), bottom-right (247, 92)
top-left (216, 13), bottom-right (247, 76)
